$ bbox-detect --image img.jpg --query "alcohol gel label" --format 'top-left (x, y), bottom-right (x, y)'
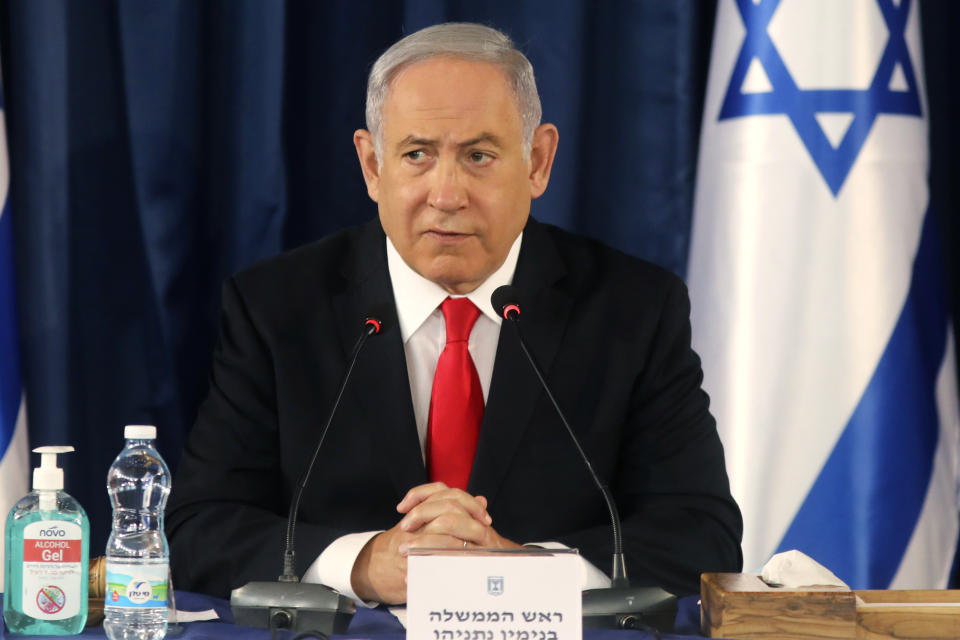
top-left (105, 562), bottom-right (168, 609)
top-left (21, 521), bottom-right (83, 620)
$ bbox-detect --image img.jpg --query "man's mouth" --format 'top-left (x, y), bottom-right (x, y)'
top-left (424, 229), bottom-right (472, 243)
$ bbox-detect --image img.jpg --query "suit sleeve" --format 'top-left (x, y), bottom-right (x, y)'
top-left (554, 277), bottom-right (743, 596)
top-left (165, 278), bottom-right (349, 598)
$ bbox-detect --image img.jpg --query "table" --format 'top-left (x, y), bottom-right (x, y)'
top-left (0, 592), bottom-right (710, 639)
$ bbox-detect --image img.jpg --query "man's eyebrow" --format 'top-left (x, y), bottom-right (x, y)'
top-left (395, 133), bottom-right (504, 150)
top-left (397, 135), bottom-right (436, 149)
top-left (459, 133), bottom-right (504, 148)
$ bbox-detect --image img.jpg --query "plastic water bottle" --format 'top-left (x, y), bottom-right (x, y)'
top-left (104, 425), bottom-right (171, 640)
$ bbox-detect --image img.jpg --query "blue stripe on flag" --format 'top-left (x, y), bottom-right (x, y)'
top-left (0, 195), bottom-right (22, 457)
top-left (776, 206), bottom-right (946, 588)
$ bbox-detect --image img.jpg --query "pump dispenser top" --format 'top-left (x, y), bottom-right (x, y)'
top-left (32, 445), bottom-right (74, 491)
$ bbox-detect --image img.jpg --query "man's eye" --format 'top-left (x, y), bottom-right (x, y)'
top-left (469, 151), bottom-right (492, 165)
top-left (404, 150), bottom-right (427, 162)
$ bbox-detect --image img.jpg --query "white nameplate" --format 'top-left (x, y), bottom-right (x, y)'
top-left (407, 548), bottom-right (582, 640)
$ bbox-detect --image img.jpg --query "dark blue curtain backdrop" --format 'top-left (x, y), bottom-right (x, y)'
top-left (0, 0), bottom-right (956, 561)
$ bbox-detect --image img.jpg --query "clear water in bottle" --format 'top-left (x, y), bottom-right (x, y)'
top-left (104, 425), bottom-right (171, 640)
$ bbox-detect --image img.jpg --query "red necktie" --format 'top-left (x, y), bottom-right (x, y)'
top-left (427, 297), bottom-right (484, 491)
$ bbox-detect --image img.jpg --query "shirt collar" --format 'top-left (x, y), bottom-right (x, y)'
top-left (386, 232), bottom-right (523, 343)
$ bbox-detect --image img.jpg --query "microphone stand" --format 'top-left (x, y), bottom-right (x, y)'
top-left (492, 287), bottom-right (678, 632)
top-left (230, 318), bottom-right (383, 636)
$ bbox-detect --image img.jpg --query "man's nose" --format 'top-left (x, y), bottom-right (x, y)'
top-left (427, 159), bottom-right (467, 212)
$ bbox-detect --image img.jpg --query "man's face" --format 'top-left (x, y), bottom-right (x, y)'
top-left (355, 57), bottom-right (555, 294)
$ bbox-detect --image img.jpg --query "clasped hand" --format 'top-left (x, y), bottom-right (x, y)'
top-left (350, 482), bottom-right (521, 604)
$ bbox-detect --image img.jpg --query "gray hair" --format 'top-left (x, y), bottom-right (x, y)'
top-left (365, 23), bottom-right (542, 160)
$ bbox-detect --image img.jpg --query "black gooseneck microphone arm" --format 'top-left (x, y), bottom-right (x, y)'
top-left (491, 285), bottom-right (677, 633)
top-left (280, 316), bottom-right (383, 582)
top-left (230, 315), bottom-right (380, 636)
top-left (492, 293), bottom-right (628, 587)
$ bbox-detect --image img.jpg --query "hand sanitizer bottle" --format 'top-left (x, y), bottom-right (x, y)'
top-left (3, 446), bottom-right (90, 634)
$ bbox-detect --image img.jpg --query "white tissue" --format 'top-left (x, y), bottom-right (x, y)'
top-left (760, 549), bottom-right (848, 588)
top-left (167, 607), bottom-right (219, 622)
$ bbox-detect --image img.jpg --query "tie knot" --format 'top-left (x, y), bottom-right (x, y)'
top-left (440, 297), bottom-right (480, 343)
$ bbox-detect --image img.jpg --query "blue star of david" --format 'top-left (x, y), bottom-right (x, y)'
top-left (719, 0), bottom-right (922, 196)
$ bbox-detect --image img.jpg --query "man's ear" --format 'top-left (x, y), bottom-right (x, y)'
top-left (528, 123), bottom-right (559, 199)
top-left (354, 129), bottom-right (381, 202)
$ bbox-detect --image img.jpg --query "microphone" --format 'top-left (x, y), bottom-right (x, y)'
top-left (490, 286), bottom-right (677, 633)
top-left (230, 315), bottom-right (384, 637)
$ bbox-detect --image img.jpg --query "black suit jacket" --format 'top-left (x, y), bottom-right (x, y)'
top-left (166, 217), bottom-right (742, 598)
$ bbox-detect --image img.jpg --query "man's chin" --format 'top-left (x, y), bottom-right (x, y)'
top-left (418, 263), bottom-right (487, 295)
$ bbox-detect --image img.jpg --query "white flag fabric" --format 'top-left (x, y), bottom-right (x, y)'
top-left (0, 61), bottom-right (31, 592)
top-left (688, 0), bottom-right (959, 589)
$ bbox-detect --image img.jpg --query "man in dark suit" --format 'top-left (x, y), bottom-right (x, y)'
top-left (166, 22), bottom-right (742, 604)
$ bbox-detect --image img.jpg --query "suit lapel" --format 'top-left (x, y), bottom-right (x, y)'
top-left (332, 220), bottom-right (427, 499)
top-left (469, 218), bottom-right (572, 503)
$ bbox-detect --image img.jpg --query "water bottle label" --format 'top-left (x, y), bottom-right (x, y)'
top-left (21, 521), bottom-right (83, 620)
top-left (105, 562), bottom-right (168, 609)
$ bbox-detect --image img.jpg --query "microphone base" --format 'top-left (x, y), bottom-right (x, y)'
top-left (230, 580), bottom-right (356, 634)
top-left (582, 586), bottom-right (677, 632)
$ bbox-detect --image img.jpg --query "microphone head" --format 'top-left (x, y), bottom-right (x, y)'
top-left (362, 302), bottom-right (394, 336)
top-left (364, 317), bottom-right (384, 335)
top-left (491, 285), bottom-right (522, 321)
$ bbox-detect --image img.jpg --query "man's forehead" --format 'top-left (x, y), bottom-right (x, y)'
top-left (381, 58), bottom-right (523, 144)
top-left (388, 56), bottom-right (511, 93)
top-left (388, 63), bottom-right (510, 105)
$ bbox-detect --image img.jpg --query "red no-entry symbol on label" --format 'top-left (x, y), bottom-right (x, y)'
top-left (36, 585), bottom-right (66, 614)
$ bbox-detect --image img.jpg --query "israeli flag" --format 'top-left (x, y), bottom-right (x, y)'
top-left (688, 0), bottom-right (959, 589)
top-left (0, 60), bottom-right (31, 591)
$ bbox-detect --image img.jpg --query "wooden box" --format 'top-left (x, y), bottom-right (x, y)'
top-left (701, 572), bottom-right (855, 639)
top-left (856, 590), bottom-right (960, 640)
top-left (701, 573), bottom-right (960, 640)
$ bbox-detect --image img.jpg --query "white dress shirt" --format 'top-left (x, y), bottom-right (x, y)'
top-left (303, 232), bottom-right (610, 603)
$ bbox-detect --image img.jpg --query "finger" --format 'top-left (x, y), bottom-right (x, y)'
top-left (397, 484), bottom-right (491, 524)
top-left (418, 490), bottom-right (491, 525)
top-left (399, 497), bottom-right (492, 532)
top-left (416, 511), bottom-right (489, 544)
top-left (396, 482), bottom-right (450, 513)
top-left (400, 498), bottom-right (464, 531)
top-left (398, 533), bottom-right (464, 555)
top-left (400, 491), bottom-right (491, 528)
